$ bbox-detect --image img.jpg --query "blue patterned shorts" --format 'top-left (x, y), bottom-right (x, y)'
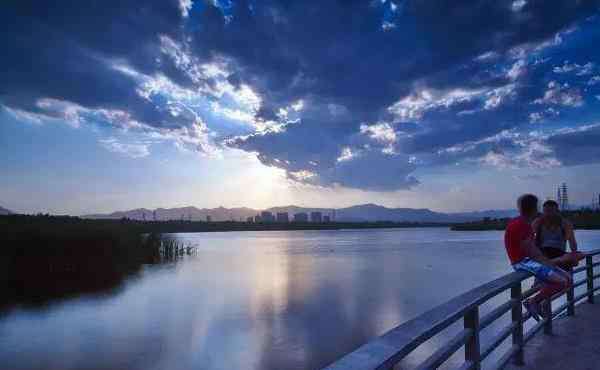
top-left (512, 258), bottom-right (563, 282)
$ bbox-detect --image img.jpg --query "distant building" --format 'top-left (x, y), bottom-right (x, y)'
top-left (560, 182), bottom-right (569, 210)
top-left (206, 215), bottom-right (212, 222)
top-left (323, 215), bottom-right (331, 223)
top-left (310, 211), bottom-right (322, 223)
top-left (254, 215), bottom-right (262, 223)
top-left (293, 212), bottom-right (309, 222)
top-left (276, 212), bottom-right (289, 223)
top-left (261, 211), bottom-right (275, 222)
top-left (246, 216), bottom-right (254, 223)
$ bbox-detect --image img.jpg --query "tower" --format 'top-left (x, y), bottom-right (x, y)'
top-left (560, 182), bottom-right (569, 210)
top-left (557, 186), bottom-right (562, 205)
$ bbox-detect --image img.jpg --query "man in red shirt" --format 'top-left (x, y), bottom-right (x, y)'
top-left (505, 194), bottom-right (572, 320)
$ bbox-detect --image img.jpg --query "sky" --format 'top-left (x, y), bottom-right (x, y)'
top-left (2, 0), bottom-right (600, 215)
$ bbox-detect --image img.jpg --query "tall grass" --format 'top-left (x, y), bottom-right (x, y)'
top-left (0, 215), bottom-right (163, 307)
top-left (143, 233), bottom-right (196, 261)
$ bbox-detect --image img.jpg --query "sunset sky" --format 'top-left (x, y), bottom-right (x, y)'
top-left (2, 1), bottom-right (600, 215)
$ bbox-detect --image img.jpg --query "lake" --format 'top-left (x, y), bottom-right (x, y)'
top-left (2, 228), bottom-right (600, 370)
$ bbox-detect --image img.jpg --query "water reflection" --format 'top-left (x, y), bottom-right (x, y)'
top-left (1, 229), bottom-right (600, 370)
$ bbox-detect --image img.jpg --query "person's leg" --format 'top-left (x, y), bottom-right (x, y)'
top-left (533, 248), bottom-right (562, 288)
top-left (530, 268), bottom-right (571, 304)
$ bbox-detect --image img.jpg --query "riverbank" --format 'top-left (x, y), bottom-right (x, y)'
top-left (451, 209), bottom-right (600, 231)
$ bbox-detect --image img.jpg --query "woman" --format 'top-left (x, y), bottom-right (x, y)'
top-left (533, 200), bottom-right (580, 269)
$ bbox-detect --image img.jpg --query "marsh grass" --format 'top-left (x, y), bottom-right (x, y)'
top-left (0, 215), bottom-right (165, 307)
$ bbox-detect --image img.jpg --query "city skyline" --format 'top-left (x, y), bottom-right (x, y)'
top-left (2, 2), bottom-right (600, 215)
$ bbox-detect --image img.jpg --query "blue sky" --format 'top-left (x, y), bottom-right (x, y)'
top-left (2, 1), bottom-right (600, 215)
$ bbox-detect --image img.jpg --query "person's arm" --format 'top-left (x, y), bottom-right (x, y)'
top-left (523, 236), bottom-right (555, 266)
top-left (563, 219), bottom-right (578, 252)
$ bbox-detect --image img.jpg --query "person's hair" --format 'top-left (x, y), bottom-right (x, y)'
top-left (517, 194), bottom-right (538, 216)
top-left (543, 200), bottom-right (559, 208)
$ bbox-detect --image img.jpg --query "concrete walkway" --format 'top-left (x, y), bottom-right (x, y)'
top-left (505, 302), bottom-right (600, 370)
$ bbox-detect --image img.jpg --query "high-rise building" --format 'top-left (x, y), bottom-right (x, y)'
top-left (254, 215), bottom-right (262, 223)
top-left (310, 211), bottom-right (322, 223)
top-left (276, 212), bottom-right (289, 223)
top-left (153, 210), bottom-right (157, 221)
top-left (323, 215), bottom-right (331, 223)
top-left (293, 212), bottom-right (308, 222)
top-left (246, 216), bottom-right (254, 223)
top-left (261, 211), bottom-right (275, 222)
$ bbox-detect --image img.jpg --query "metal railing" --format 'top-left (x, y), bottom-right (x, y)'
top-left (323, 249), bottom-right (600, 370)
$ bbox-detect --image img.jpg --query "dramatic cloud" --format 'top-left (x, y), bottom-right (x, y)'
top-left (2, 0), bottom-right (600, 191)
top-left (546, 124), bottom-right (600, 166)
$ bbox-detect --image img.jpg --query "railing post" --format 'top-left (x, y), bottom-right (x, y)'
top-left (567, 268), bottom-right (575, 316)
top-left (510, 284), bottom-right (524, 366)
top-left (464, 307), bottom-right (481, 370)
top-left (543, 299), bottom-right (552, 335)
top-left (587, 255), bottom-right (595, 304)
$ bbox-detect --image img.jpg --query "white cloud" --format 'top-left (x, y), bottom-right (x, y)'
top-left (529, 112), bottom-right (543, 124)
top-left (211, 102), bottom-right (255, 124)
top-left (35, 98), bottom-right (87, 128)
top-left (288, 169), bottom-right (317, 181)
top-left (484, 84), bottom-right (517, 110)
top-left (337, 147), bottom-right (355, 162)
top-left (533, 81), bottom-right (584, 107)
top-left (474, 51), bottom-right (499, 62)
top-left (479, 139), bottom-right (560, 170)
top-left (507, 60), bottom-right (526, 81)
top-left (528, 107), bottom-right (559, 123)
top-left (511, 0), bottom-right (527, 12)
top-left (99, 137), bottom-right (151, 158)
top-left (553, 61), bottom-right (594, 76)
top-left (360, 122), bottom-right (397, 144)
top-left (179, 0), bottom-right (193, 17)
top-left (388, 87), bottom-right (484, 120)
top-left (382, 21), bottom-right (396, 31)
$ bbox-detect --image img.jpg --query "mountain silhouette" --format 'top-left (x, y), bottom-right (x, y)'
top-left (83, 204), bottom-right (516, 223)
top-left (0, 206), bottom-right (14, 215)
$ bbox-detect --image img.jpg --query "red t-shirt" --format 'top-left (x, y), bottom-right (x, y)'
top-left (504, 216), bottom-right (533, 264)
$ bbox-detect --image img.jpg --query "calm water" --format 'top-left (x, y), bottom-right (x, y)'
top-left (2, 228), bottom-right (600, 370)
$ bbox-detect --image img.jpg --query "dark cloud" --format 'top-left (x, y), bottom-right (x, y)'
top-left (546, 125), bottom-right (600, 166)
top-left (0, 0), bottom-right (197, 128)
top-left (2, 0), bottom-right (600, 190)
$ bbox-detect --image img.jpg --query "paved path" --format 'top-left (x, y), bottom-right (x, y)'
top-left (505, 302), bottom-right (600, 370)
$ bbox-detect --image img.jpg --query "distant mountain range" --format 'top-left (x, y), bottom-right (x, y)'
top-left (0, 206), bottom-right (14, 215)
top-left (83, 203), bottom-right (517, 223)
